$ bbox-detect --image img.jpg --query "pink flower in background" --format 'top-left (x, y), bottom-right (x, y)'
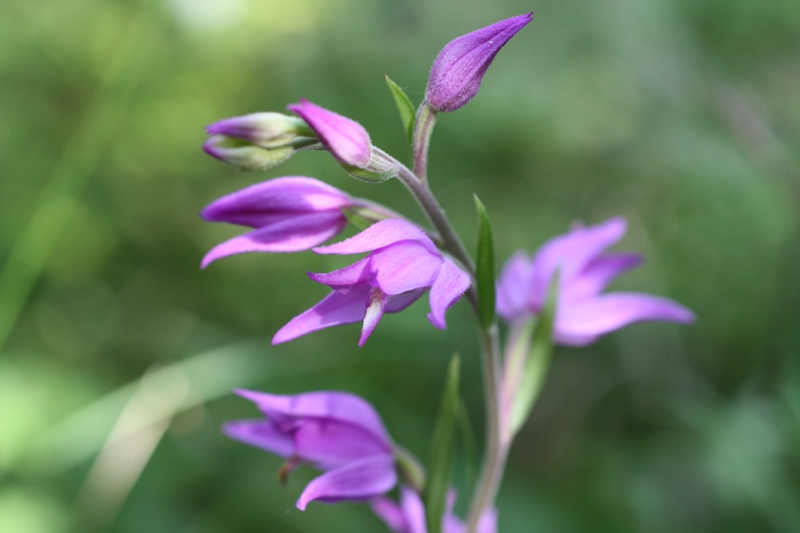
top-left (223, 389), bottom-right (397, 510)
top-left (371, 486), bottom-right (497, 533)
top-left (496, 217), bottom-right (695, 345)
top-left (273, 218), bottom-right (471, 346)
top-left (426, 13), bottom-right (533, 112)
top-left (200, 177), bottom-right (351, 267)
top-left (288, 99), bottom-right (372, 168)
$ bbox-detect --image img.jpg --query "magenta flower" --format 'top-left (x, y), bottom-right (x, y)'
top-left (371, 486), bottom-right (497, 533)
top-left (288, 99), bottom-right (372, 168)
top-left (496, 217), bottom-right (695, 346)
top-left (200, 177), bottom-right (351, 268)
top-left (426, 13), bottom-right (533, 113)
top-left (272, 218), bottom-right (471, 346)
top-left (223, 389), bottom-right (397, 510)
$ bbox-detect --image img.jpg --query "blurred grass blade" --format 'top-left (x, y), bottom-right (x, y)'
top-left (0, 4), bottom-right (160, 355)
top-left (425, 354), bottom-right (460, 533)
top-left (385, 75), bottom-right (416, 144)
top-left (474, 195), bottom-right (496, 329)
top-left (29, 340), bottom-right (341, 473)
top-left (508, 271), bottom-right (558, 437)
top-left (458, 398), bottom-right (478, 490)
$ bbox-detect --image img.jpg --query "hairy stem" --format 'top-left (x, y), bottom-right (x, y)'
top-left (382, 148), bottom-right (505, 532)
top-left (412, 102), bottom-right (437, 184)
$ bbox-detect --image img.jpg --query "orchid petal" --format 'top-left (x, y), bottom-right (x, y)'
top-left (233, 390), bottom-right (393, 451)
top-left (272, 285), bottom-right (370, 344)
top-left (400, 486), bottom-right (427, 533)
top-left (370, 241), bottom-right (442, 295)
top-left (385, 288), bottom-right (426, 313)
top-left (560, 253), bottom-right (643, 302)
top-left (309, 257), bottom-right (372, 288)
top-left (556, 292), bottom-right (696, 344)
top-left (201, 177), bottom-right (349, 228)
top-left (201, 212), bottom-right (347, 267)
top-left (360, 287), bottom-right (387, 346)
top-left (528, 217), bottom-right (627, 308)
top-left (221, 419), bottom-right (294, 458)
top-left (314, 219), bottom-right (435, 256)
top-left (296, 455), bottom-right (397, 510)
top-left (496, 251), bottom-right (533, 320)
top-left (371, 497), bottom-right (406, 533)
top-left (427, 258), bottom-right (471, 329)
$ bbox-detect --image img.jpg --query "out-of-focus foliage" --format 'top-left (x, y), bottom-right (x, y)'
top-left (1, 0), bottom-right (799, 531)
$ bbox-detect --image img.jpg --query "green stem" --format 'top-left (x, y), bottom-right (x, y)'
top-left (412, 102), bottom-right (437, 183)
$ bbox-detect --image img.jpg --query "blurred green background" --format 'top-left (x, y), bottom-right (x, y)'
top-left (2, 0), bottom-right (799, 531)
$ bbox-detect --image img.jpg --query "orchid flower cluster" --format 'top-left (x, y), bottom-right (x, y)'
top-left (200, 13), bottom-right (694, 532)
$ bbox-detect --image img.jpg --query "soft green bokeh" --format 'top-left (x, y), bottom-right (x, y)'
top-left (1, 0), bottom-right (799, 531)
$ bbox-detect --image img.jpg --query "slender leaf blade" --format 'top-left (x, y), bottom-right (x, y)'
top-left (385, 75), bottom-right (416, 144)
top-left (474, 195), bottom-right (496, 329)
top-left (425, 354), bottom-right (460, 533)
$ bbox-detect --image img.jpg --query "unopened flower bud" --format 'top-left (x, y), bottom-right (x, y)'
top-left (288, 99), bottom-right (372, 168)
top-left (203, 135), bottom-right (294, 171)
top-left (206, 112), bottom-right (313, 149)
top-left (426, 13), bottom-right (533, 113)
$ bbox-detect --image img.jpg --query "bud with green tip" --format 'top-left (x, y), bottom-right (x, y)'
top-left (206, 112), bottom-right (314, 149)
top-left (203, 112), bottom-right (315, 171)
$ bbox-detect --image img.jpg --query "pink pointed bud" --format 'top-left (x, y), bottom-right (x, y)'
top-left (426, 13), bottom-right (533, 113)
top-left (288, 99), bottom-right (372, 168)
top-left (205, 112), bottom-right (313, 149)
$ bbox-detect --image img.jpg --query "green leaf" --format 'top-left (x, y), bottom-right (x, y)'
top-left (508, 271), bottom-right (559, 437)
top-left (457, 398), bottom-right (478, 490)
top-left (425, 354), bottom-right (460, 533)
top-left (385, 75), bottom-right (416, 144)
top-left (474, 195), bottom-right (496, 329)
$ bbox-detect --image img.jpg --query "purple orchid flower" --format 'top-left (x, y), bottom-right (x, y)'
top-left (426, 13), bottom-right (533, 113)
top-left (288, 99), bottom-right (372, 168)
top-left (496, 217), bottom-right (695, 345)
top-left (371, 486), bottom-right (497, 533)
top-left (223, 389), bottom-right (397, 510)
top-left (200, 177), bottom-right (352, 268)
top-left (272, 218), bottom-right (471, 346)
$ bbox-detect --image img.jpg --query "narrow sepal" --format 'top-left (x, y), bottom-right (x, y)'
top-left (474, 195), bottom-right (496, 329)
